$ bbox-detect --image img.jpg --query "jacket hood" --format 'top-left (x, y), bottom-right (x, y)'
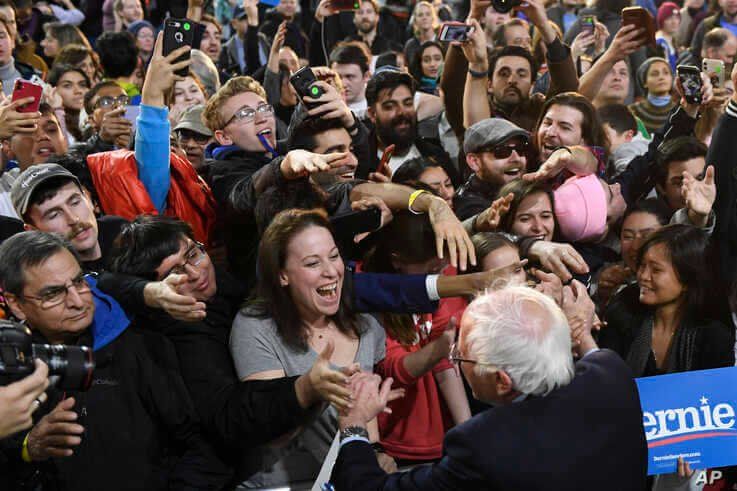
top-left (205, 143), bottom-right (243, 160)
top-left (87, 276), bottom-right (132, 351)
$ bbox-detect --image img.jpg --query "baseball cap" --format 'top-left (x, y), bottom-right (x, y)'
top-left (463, 118), bottom-right (530, 154)
top-left (232, 5), bottom-right (248, 19)
top-left (11, 164), bottom-right (81, 217)
top-left (173, 105), bottom-right (214, 137)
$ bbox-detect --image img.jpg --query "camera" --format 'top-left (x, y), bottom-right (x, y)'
top-left (491, 0), bottom-right (521, 14)
top-left (0, 320), bottom-right (95, 391)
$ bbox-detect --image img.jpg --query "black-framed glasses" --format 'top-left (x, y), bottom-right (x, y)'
top-left (21, 272), bottom-right (90, 310)
top-left (175, 129), bottom-right (211, 145)
top-left (449, 342), bottom-right (498, 369)
top-left (164, 241), bottom-right (207, 278)
top-left (479, 140), bottom-right (530, 159)
top-left (96, 95), bottom-right (130, 109)
top-left (225, 103), bottom-right (274, 127)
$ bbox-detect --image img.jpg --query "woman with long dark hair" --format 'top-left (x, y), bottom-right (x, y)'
top-left (229, 209), bottom-right (388, 487)
top-left (47, 64), bottom-right (91, 144)
top-left (600, 224), bottom-right (733, 376)
top-left (409, 40), bottom-right (445, 95)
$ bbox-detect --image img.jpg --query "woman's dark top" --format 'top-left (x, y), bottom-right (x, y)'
top-left (599, 284), bottom-right (734, 377)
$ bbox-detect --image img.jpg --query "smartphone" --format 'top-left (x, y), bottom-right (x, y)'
top-left (354, 144), bottom-right (395, 180)
top-left (702, 58), bottom-right (725, 88)
top-left (330, 207), bottom-right (382, 240)
top-left (331, 0), bottom-right (360, 11)
top-left (163, 19), bottom-right (196, 77)
top-left (290, 66), bottom-right (324, 107)
top-left (377, 144), bottom-right (395, 176)
top-left (677, 65), bottom-right (702, 104)
top-left (123, 105), bottom-right (141, 131)
top-left (621, 7), bottom-right (656, 47)
top-left (438, 22), bottom-right (473, 43)
top-left (11, 80), bottom-right (43, 113)
top-left (581, 15), bottom-right (595, 35)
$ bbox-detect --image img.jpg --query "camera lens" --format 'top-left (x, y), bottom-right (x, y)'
top-left (491, 0), bottom-right (521, 13)
top-left (32, 344), bottom-right (95, 391)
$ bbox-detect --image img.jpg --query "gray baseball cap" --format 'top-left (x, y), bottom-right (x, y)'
top-left (463, 118), bottom-right (530, 154)
top-left (11, 164), bottom-right (81, 217)
top-left (173, 104), bottom-right (214, 137)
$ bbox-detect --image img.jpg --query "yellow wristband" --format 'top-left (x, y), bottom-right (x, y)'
top-left (21, 432), bottom-right (31, 463)
top-left (408, 189), bottom-right (428, 214)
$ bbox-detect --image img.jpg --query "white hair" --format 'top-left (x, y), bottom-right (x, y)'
top-left (464, 286), bottom-right (574, 396)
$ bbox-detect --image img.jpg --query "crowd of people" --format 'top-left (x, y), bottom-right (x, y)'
top-left (0, 0), bottom-right (735, 487)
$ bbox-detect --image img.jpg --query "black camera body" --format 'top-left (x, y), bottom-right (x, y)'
top-left (492, 0), bottom-right (521, 13)
top-left (0, 320), bottom-right (95, 391)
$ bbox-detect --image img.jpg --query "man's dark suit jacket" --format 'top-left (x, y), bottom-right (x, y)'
top-left (330, 349), bottom-right (647, 490)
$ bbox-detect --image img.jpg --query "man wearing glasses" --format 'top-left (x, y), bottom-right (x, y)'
top-left (0, 231), bottom-right (231, 490)
top-left (330, 285), bottom-right (648, 490)
top-left (201, 75), bottom-right (353, 284)
top-left (81, 80), bottom-right (133, 152)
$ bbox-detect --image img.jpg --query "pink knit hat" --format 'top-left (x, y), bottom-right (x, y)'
top-left (553, 174), bottom-right (607, 243)
top-left (657, 2), bottom-right (680, 29)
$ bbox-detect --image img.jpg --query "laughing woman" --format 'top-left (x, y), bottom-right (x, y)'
top-left (600, 224), bottom-right (733, 377)
top-left (229, 209), bottom-right (388, 488)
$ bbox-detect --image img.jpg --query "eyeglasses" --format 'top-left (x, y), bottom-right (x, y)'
top-left (96, 95), bottom-right (130, 109)
top-left (479, 140), bottom-right (530, 159)
top-left (176, 129), bottom-right (211, 145)
top-left (225, 103), bottom-right (274, 127)
top-left (164, 241), bottom-right (207, 277)
top-left (449, 342), bottom-right (498, 369)
top-left (22, 272), bottom-right (90, 310)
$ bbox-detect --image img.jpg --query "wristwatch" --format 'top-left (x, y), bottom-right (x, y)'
top-left (340, 425), bottom-right (369, 442)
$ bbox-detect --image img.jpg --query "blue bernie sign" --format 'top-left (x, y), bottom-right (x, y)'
top-left (260, 0), bottom-right (280, 6)
top-left (636, 367), bottom-right (737, 475)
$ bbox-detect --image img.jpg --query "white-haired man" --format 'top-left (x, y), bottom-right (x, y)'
top-left (331, 284), bottom-right (648, 490)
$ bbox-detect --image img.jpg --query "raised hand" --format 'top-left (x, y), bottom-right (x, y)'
top-left (533, 268), bottom-right (563, 306)
top-left (460, 19), bottom-right (488, 70)
top-left (474, 193), bottom-right (513, 232)
top-left (0, 97), bottom-right (40, 139)
top-left (304, 81), bottom-right (355, 128)
top-left (306, 340), bottom-right (355, 412)
top-left (570, 31), bottom-right (596, 61)
top-left (602, 24), bottom-right (644, 63)
top-left (425, 195), bottom-right (477, 271)
top-left (561, 280), bottom-right (597, 354)
top-left (522, 148), bottom-right (575, 182)
top-left (141, 31), bottom-right (192, 107)
top-left (682, 165), bottom-right (715, 223)
top-left (340, 373), bottom-right (401, 427)
top-left (351, 197), bottom-right (393, 243)
top-left (99, 106), bottom-right (133, 148)
top-left (527, 241), bottom-right (589, 283)
top-left (314, 0), bottom-right (338, 22)
top-left (280, 149), bottom-right (352, 179)
top-left (143, 274), bottom-right (207, 321)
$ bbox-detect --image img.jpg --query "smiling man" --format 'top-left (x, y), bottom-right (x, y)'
top-left (454, 118), bottom-right (530, 220)
top-left (11, 164), bottom-right (127, 272)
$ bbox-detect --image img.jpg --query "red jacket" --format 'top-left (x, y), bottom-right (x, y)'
top-left (377, 294), bottom-right (468, 461)
top-left (87, 150), bottom-right (217, 246)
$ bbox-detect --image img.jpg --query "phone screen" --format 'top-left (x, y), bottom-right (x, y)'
top-left (679, 69), bottom-right (702, 103)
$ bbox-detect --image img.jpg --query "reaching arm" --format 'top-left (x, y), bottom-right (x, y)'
top-left (435, 368), bottom-right (471, 426)
top-left (578, 24), bottom-right (643, 100)
top-left (461, 19), bottom-right (491, 128)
